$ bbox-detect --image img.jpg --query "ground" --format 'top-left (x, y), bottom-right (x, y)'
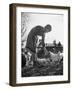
top-left (22, 58), bottom-right (63, 77)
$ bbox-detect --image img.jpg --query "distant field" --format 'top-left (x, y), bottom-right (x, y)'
top-left (22, 59), bottom-right (63, 77)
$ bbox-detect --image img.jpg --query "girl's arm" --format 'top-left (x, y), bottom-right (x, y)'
top-left (42, 34), bottom-right (45, 47)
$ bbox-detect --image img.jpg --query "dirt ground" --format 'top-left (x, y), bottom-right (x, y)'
top-left (22, 59), bottom-right (63, 77)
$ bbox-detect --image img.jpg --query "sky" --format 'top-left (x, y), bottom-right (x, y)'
top-left (21, 12), bottom-right (64, 47)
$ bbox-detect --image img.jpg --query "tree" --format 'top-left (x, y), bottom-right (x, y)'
top-left (58, 42), bottom-right (62, 47)
top-left (53, 40), bottom-right (56, 46)
top-left (21, 13), bottom-right (30, 47)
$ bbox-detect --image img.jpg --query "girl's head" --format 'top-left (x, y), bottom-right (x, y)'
top-left (44, 24), bottom-right (52, 33)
